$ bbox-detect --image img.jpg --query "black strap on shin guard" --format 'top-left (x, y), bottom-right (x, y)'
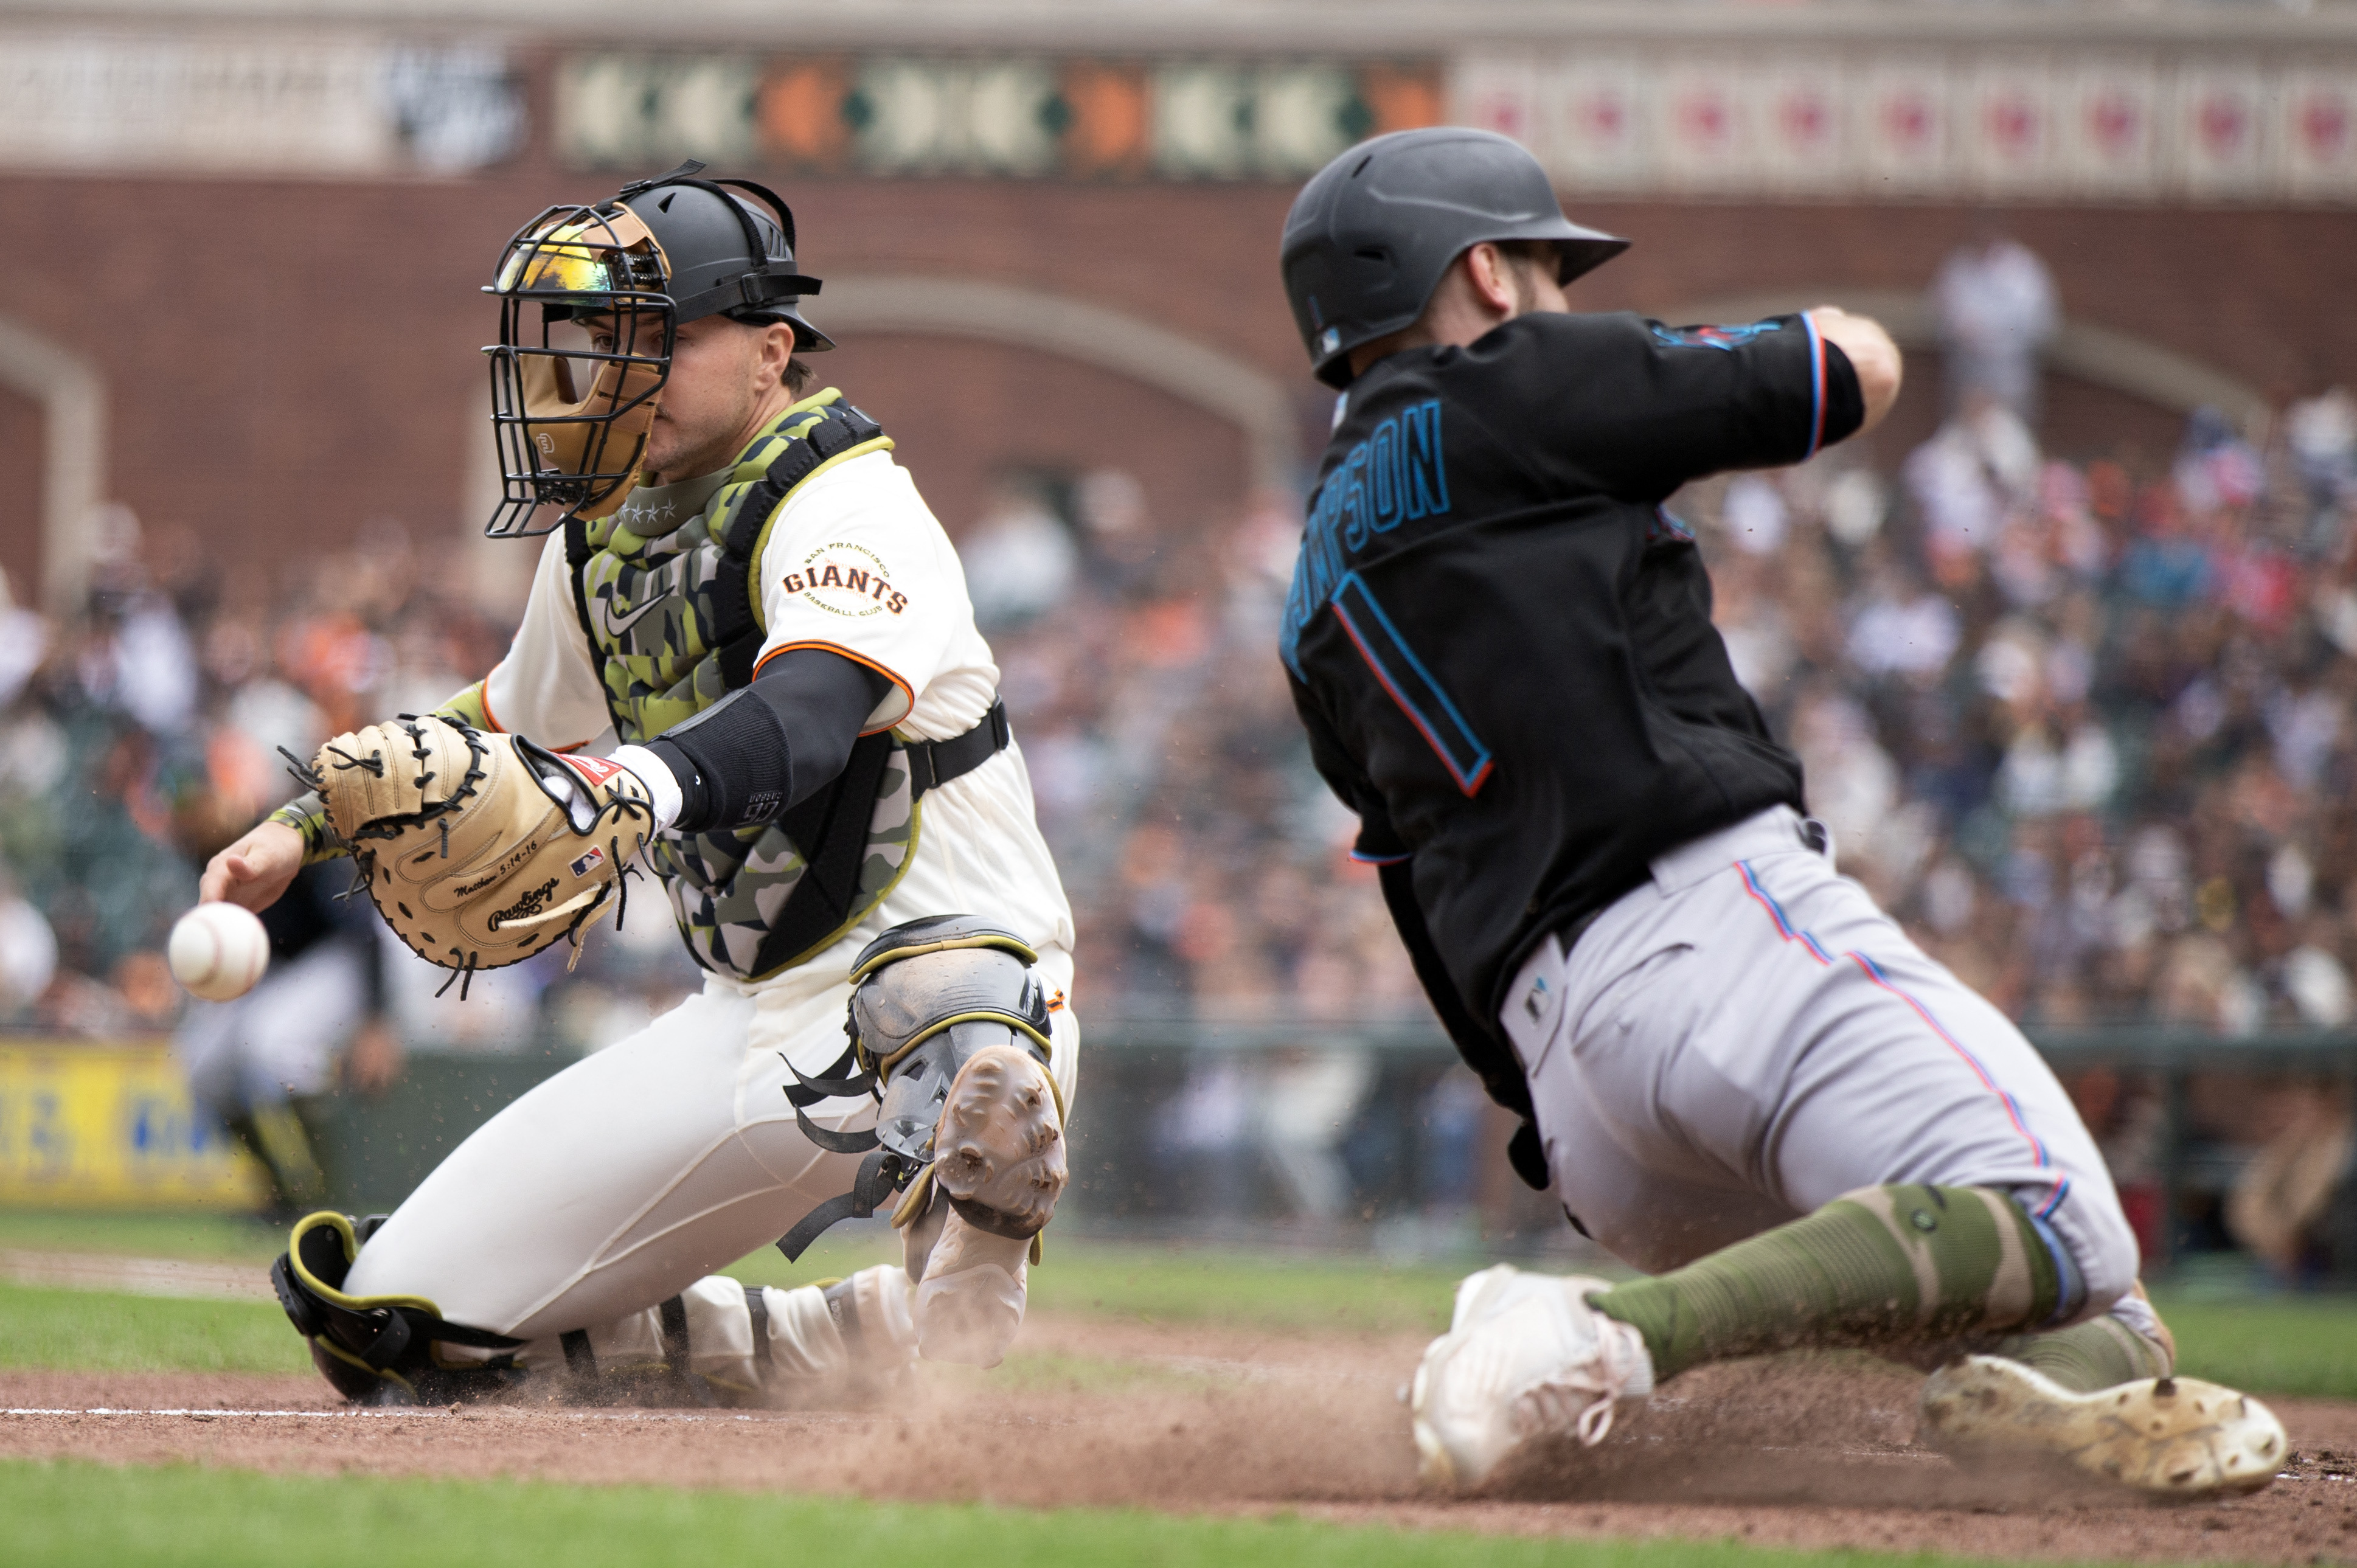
top-left (744, 1286), bottom-right (773, 1372)
top-left (775, 1147), bottom-right (909, 1261)
top-left (658, 1295), bottom-right (692, 1376)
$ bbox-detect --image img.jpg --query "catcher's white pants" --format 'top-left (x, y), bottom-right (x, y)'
top-left (342, 944), bottom-right (1077, 1344)
top-left (1499, 806), bottom-right (2137, 1320)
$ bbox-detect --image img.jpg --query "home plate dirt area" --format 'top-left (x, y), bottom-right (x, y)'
top-left (2, 1315), bottom-right (2352, 1565)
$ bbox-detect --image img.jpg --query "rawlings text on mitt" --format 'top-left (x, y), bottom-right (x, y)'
top-left (301, 714), bottom-right (654, 994)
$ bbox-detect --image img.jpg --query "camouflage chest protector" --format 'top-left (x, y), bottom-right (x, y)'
top-left (562, 392), bottom-right (1001, 982)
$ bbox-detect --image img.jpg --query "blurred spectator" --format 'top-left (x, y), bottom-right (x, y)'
top-left (959, 473), bottom-right (1078, 630)
top-left (2226, 1081), bottom-right (2354, 1283)
top-left (174, 864), bottom-right (401, 1219)
top-left (0, 868), bottom-right (57, 1022)
top-left (1933, 234), bottom-right (2058, 421)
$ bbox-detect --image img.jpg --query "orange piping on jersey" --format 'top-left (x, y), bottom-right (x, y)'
top-left (476, 672), bottom-right (507, 732)
top-left (751, 640), bottom-right (914, 737)
top-left (477, 668), bottom-right (590, 752)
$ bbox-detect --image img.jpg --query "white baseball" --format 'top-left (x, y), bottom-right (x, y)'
top-left (168, 902), bottom-right (271, 1002)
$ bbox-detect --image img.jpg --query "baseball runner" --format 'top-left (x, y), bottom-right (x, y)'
top-left (199, 163), bottom-right (1077, 1404)
top-left (1276, 130), bottom-right (2285, 1496)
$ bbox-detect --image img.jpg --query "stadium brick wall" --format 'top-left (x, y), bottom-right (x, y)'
top-left (2, 155), bottom-right (2353, 591)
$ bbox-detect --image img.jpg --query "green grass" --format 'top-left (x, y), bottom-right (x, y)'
top-left (0, 1281), bottom-right (306, 1375)
top-left (0, 1210), bottom-right (285, 1264)
top-left (10, 1210), bottom-right (2357, 1398)
top-left (2147, 1289), bottom-right (2357, 1401)
top-left (0, 1459), bottom-right (2035, 1568)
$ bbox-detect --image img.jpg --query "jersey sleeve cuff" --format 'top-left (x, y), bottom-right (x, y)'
top-left (268, 795), bottom-right (347, 866)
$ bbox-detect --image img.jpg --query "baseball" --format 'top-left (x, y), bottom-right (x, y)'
top-left (168, 901), bottom-right (271, 1002)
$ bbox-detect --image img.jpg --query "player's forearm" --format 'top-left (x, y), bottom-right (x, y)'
top-left (1808, 307), bottom-right (1902, 434)
top-left (265, 794), bottom-right (346, 864)
top-left (434, 679), bottom-right (494, 731)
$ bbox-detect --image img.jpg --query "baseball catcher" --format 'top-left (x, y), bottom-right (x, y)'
top-left (1276, 129), bottom-right (2283, 1497)
top-left (201, 162), bottom-right (1076, 1404)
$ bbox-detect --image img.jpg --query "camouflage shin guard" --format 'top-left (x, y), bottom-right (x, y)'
top-left (1592, 1184), bottom-right (2061, 1382)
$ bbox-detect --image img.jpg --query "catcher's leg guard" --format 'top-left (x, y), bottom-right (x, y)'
top-left (271, 1211), bottom-right (526, 1404)
top-left (776, 918), bottom-right (1067, 1370)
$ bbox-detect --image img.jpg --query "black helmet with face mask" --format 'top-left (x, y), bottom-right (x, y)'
top-left (482, 159), bottom-right (830, 538)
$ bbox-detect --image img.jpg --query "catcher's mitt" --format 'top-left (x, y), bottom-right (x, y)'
top-left (298, 714), bottom-right (653, 994)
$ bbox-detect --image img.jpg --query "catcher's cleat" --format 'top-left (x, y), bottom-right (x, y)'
top-left (931, 1044), bottom-right (1067, 1241)
top-left (1410, 1264), bottom-right (1654, 1487)
top-left (1918, 1355), bottom-right (2286, 1497)
top-left (904, 1044), bottom-right (1066, 1367)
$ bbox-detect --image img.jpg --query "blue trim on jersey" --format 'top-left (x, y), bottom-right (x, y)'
top-left (1280, 399), bottom-right (1450, 678)
top-left (1648, 321), bottom-right (1777, 352)
top-left (1349, 848), bottom-right (1413, 866)
top-left (1331, 572), bottom-right (1493, 796)
top-left (1801, 312), bottom-right (1827, 459)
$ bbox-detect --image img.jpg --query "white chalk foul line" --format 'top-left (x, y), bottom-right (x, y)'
top-left (1, 1407), bottom-right (863, 1424)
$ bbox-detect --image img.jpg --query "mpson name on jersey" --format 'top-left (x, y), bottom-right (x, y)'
top-left (1280, 399), bottom-right (1448, 675)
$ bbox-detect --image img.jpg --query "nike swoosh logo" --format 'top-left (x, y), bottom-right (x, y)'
top-left (592, 594), bottom-right (668, 643)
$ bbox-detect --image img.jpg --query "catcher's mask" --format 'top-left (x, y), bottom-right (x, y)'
top-left (482, 159), bottom-right (828, 538)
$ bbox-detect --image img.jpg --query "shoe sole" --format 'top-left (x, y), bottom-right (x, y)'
top-left (1919, 1355), bottom-right (2286, 1496)
top-left (931, 1044), bottom-right (1067, 1237)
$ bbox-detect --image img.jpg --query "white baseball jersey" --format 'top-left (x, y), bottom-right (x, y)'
top-left (477, 447), bottom-right (1077, 1002)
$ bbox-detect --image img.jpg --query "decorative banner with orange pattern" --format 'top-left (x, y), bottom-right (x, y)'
top-left (558, 55), bottom-right (1444, 181)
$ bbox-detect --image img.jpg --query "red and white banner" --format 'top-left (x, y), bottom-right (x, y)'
top-left (1454, 47), bottom-right (2357, 205)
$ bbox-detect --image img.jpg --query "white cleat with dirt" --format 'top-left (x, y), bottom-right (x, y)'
top-left (1409, 1263), bottom-right (1655, 1487)
top-left (1918, 1355), bottom-right (2286, 1497)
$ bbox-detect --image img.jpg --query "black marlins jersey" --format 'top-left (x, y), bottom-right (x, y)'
top-left (1283, 310), bottom-right (1863, 1035)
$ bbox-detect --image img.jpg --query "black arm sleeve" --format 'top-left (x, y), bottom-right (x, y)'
top-left (645, 648), bottom-right (892, 834)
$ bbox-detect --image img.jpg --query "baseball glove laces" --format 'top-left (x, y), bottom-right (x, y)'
top-left (286, 713), bottom-right (656, 996)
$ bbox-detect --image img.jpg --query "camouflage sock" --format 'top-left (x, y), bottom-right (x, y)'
top-left (1986, 1300), bottom-right (2173, 1393)
top-left (1592, 1185), bottom-right (2060, 1382)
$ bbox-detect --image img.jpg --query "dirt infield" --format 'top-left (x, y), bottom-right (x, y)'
top-left (4, 1316), bottom-right (2353, 1564)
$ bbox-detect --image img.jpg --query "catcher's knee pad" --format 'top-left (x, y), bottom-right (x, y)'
top-left (271, 1212), bottom-right (525, 1404)
top-left (779, 916), bottom-right (1067, 1259)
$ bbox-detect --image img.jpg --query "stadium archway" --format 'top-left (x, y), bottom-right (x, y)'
top-left (0, 314), bottom-right (106, 614)
top-left (815, 276), bottom-right (1301, 493)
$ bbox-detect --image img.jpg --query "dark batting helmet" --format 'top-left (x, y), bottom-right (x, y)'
top-left (1280, 128), bottom-right (1629, 389)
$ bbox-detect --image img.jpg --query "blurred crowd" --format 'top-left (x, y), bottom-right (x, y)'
top-left (2, 239), bottom-right (2353, 1267)
top-left (1693, 387), bottom-right (2357, 1040)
